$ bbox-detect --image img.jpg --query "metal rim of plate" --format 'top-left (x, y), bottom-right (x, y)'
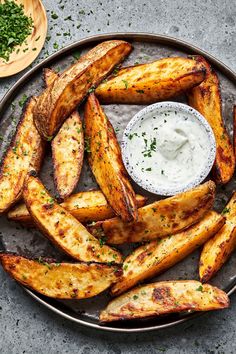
top-left (1, 32), bottom-right (236, 333)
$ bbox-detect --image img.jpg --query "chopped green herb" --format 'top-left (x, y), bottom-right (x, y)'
top-left (88, 85), bottom-right (95, 93)
top-left (112, 65), bottom-right (120, 76)
top-left (64, 15), bottom-right (73, 21)
top-left (222, 207), bottom-right (231, 215)
top-left (142, 137), bottom-right (156, 158)
top-left (53, 42), bottom-right (59, 50)
top-left (122, 79), bottom-right (129, 89)
top-left (136, 90), bottom-right (144, 94)
top-left (36, 257), bottom-right (52, 269)
top-left (196, 285), bottom-right (203, 292)
top-left (0, 0), bottom-right (34, 61)
top-left (99, 236), bottom-right (107, 247)
top-left (84, 137), bottom-right (91, 153)
top-left (19, 94), bottom-right (28, 107)
top-left (51, 12), bottom-right (58, 19)
top-left (73, 50), bottom-right (81, 60)
top-left (133, 295), bottom-right (139, 300)
top-left (46, 197), bottom-right (54, 205)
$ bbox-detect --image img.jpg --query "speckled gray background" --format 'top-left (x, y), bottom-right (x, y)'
top-left (0, 0), bottom-right (236, 353)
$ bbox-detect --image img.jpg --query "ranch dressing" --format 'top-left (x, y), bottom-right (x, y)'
top-left (124, 109), bottom-right (211, 193)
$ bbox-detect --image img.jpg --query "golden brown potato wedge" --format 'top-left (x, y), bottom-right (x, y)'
top-left (95, 56), bottom-right (207, 104)
top-left (0, 254), bottom-right (122, 299)
top-left (8, 191), bottom-right (147, 226)
top-left (187, 57), bottom-right (235, 184)
top-left (43, 68), bottom-right (84, 199)
top-left (91, 180), bottom-right (216, 244)
top-left (23, 175), bottom-right (122, 264)
top-left (52, 111), bottom-right (84, 199)
top-left (100, 280), bottom-right (229, 322)
top-left (0, 98), bottom-right (44, 213)
top-left (84, 93), bottom-right (137, 222)
top-left (43, 68), bottom-right (59, 87)
top-left (112, 211), bottom-right (225, 296)
top-left (34, 40), bottom-right (132, 139)
top-left (199, 192), bottom-right (236, 282)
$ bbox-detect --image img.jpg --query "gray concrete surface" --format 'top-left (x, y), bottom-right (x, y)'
top-left (0, 0), bottom-right (236, 352)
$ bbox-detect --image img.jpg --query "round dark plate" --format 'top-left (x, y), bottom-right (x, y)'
top-left (1, 33), bottom-right (236, 333)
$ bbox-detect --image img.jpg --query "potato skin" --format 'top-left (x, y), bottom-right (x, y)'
top-left (84, 93), bottom-right (138, 222)
top-left (52, 111), bottom-right (84, 199)
top-left (34, 40), bottom-right (132, 139)
top-left (91, 181), bottom-right (216, 244)
top-left (8, 192), bottom-right (147, 226)
top-left (112, 211), bottom-right (225, 296)
top-left (199, 192), bottom-right (236, 282)
top-left (0, 98), bottom-right (44, 213)
top-left (95, 56), bottom-right (206, 104)
top-left (100, 280), bottom-right (229, 322)
top-left (23, 175), bottom-right (122, 264)
top-left (187, 56), bottom-right (235, 184)
top-left (43, 68), bottom-right (59, 87)
top-left (0, 254), bottom-right (122, 299)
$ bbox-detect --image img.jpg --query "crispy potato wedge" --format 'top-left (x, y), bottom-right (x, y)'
top-left (23, 175), bottom-right (122, 263)
top-left (199, 192), bottom-right (236, 282)
top-left (112, 211), bottom-right (225, 296)
top-left (43, 68), bottom-right (59, 87)
top-left (8, 191), bottom-right (146, 226)
top-left (91, 181), bottom-right (216, 244)
top-left (84, 93), bottom-right (137, 222)
top-left (52, 111), bottom-right (84, 199)
top-left (0, 98), bottom-right (44, 213)
top-left (100, 280), bottom-right (229, 322)
top-left (187, 57), bottom-right (235, 184)
top-left (43, 68), bottom-right (84, 199)
top-left (34, 40), bottom-right (132, 139)
top-left (95, 56), bottom-right (207, 104)
top-left (0, 254), bottom-right (122, 299)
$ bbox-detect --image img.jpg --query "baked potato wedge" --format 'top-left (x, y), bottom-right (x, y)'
top-left (199, 192), bottom-right (236, 282)
top-left (8, 191), bottom-right (146, 226)
top-left (43, 68), bottom-right (84, 199)
top-left (23, 175), bottom-right (122, 264)
top-left (52, 111), bottom-right (84, 199)
top-left (187, 56), bottom-right (235, 184)
top-left (91, 180), bottom-right (216, 244)
top-left (84, 93), bottom-right (137, 222)
top-left (0, 98), bottom-right (44, 213)
top-left (112, 211), bottom-right (225, 296)
top-left (95, 56), bottom-right (207, 104)
top-left (0, 254), bottom-right (121, 299)
top-left (34, 40), bottom-right (132, 139)
top-left (100, 280), bottom-right (229, 322)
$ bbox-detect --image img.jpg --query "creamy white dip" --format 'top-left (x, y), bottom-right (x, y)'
top-left (123, 106), bottom-right (214, 195)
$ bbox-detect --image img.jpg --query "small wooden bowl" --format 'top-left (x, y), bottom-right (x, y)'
top-left (0, 0), bottom-right (48, 78)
